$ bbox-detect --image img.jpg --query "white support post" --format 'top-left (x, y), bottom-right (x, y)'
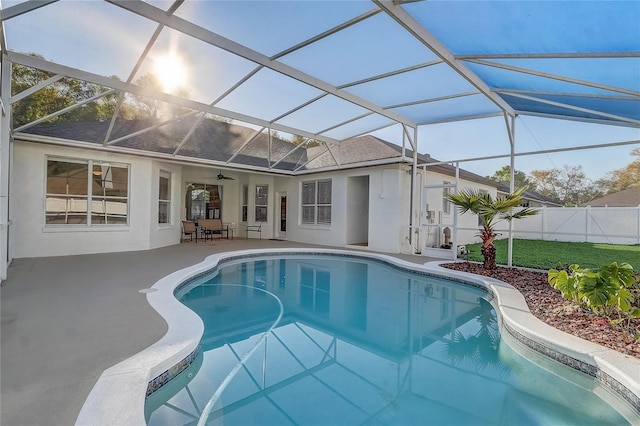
top-left (409, 126), bottom-right (418, 250)
top-left (505, 113), bottom-right (516, 267)
top-left (452, 161), bottom-right (459, 261)
top-left (0, 57), bottom-right (12, 281)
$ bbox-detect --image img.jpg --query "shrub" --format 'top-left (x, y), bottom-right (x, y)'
top-left (548, 262), bottom-right (640, 329)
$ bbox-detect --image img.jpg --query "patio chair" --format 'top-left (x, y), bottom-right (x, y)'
top-left (199, 219), bottom-right (223, 241)
top-left (182, 220), bottom-right (198, 242)
top-left (246, 222), bottom-right (263, 239)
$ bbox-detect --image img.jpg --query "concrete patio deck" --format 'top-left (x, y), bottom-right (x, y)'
top-left (1, 239), bottom-right (432, 426)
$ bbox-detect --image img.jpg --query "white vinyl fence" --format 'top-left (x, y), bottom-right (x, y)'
top-left (485, 206), bottom-right (640, 245)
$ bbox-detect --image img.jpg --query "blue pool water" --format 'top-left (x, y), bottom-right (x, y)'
top-left (145, 255), bottom-right (634, 425)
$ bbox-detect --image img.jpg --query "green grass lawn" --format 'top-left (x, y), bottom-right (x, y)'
top-left (463, 239), bottom-right (640, 270)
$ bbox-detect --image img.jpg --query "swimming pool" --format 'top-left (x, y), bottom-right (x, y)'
top-left (144, 253), bottom-right (638, 425)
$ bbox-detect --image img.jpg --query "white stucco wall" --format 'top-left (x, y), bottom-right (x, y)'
top-left (11, 142), bottom-right (182, 258)
top-left (149, 162), bottom-right (183, 250)
top-left (11, 141), bottom-right (497, 259)
top-left (281, 166), bottom-right (407, 254)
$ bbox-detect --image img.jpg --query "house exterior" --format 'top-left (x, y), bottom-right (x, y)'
top-left (585, 188), bottom-right (640, 207)
top-left (11, 118), bottom-right (498, 261)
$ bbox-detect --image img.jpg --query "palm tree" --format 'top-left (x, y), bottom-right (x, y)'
top-left (447, 186), bottom-right (537, 269)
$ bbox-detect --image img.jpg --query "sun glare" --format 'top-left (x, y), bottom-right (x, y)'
top-left (153, 54), bottom-right (187, 93)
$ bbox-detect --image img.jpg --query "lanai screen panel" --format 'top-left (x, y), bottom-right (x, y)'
top-left (405, 0), bottom-right (640, 127)
top-left (4, 1), bottom-right (158, 80)
top-left (2, 0), bottom-right (638, 173)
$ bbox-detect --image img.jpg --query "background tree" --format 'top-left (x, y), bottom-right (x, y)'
top-left (290, 134), bottom-right (321, 148)
top-left (12, 59), bottom-right (119, 127)
top-left (12, 58), bottom-right (190, 126)
top-left (597, 148), bottom-right (640, 194)
top-left (127, 73), bottom-right (190, 119)
top-left (486, 165), bottom-right (535, 191)
top-left (529, 165), bottom-right (603, 206)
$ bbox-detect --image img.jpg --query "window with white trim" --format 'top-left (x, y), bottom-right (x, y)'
top-left (301, 179), bottom-right (332, 225)
top-left (158, 171), bottom-right (171, 224)
top-left (255, 184), bottom-right (268, 222)
top-left (46, 157), bottom-right (129, 225)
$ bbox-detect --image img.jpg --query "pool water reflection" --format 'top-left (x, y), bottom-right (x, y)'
top-left (145, 255), bottom-right (632, 425)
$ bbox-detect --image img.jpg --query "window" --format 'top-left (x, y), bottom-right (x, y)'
top-left (158, 171), bottom-right (171, 224)
top-left (255, 184), bottom-right (268, 222)
top-left (186, 183), bottom-right (221, 221)
top-left (442, 181), bottom-right (451, 215)
top-left (301, 179), bottom-right (332, 225)
top-left (242, 184), bottom-right (248, 222)
top-left (46, 158), bottom-right (129, 225)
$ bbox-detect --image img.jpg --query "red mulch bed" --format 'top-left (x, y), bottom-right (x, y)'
top-left (441, 262), bottom-right (640, 359)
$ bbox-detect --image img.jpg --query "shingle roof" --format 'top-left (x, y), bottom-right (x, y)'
top-left (306, 135), bottom-right (497, 187)
top-left (18, 117), bottom-right (308, 170)
top-left (18, 118), bottom-right (498, 186)
top-left (585, 188), bottom-right (640, 207)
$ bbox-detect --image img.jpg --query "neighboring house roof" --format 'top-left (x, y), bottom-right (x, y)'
top-left (17, 118), bottom-right (498, 188)
top-left (585, 188), bottom-right (640, 207)
top-left (495, 182), bottom-right (563, 207)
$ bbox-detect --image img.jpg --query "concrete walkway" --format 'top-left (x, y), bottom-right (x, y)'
top-left (0, 240), bottom-right (432, 426)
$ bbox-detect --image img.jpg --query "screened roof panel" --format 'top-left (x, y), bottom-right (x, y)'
top-left (404, 1), bottom-right (640, 54)
top-left (501, 93), bottom-right (640, 124)
top-left (390, 94), bottom-right (500, 125)
top-left (322, 114), bottom-right (395, 141)
top-left (133, 27), bottom-right (261, 104)
top-left (465, 62), bottom-right (630, 96)
top-left (4, 1), bottom-right (158, 80)
top-left (3, 0), bottom-right (638, 175)
top-left (484, 58), bottom-right (640, 93)
top-left (173, 1), bottom-right (375, 58)
top-left (215, 68), bottom-right (324, 122)
top-left (278, 12), bottom-right (439, 87)
top-left (275, 95), bottom-right (371, 135)
top-left (505, 97), bottom-right (621, 124)
top-left (344, 63), bottom-right (479, 108)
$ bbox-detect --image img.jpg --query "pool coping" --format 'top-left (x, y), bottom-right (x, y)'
top-left (74, 248), bottom-right (640, 425)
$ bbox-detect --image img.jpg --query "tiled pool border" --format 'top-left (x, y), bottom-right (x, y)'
top-left (145, 346), bottom-right (200, 397)
top-left (77, 248), bottom-right (640, 425)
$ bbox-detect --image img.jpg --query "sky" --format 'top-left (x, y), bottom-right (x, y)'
top-left (3, 0), bottom-right (639, 182)
top-left (372, 115), bottom-right (640, 181)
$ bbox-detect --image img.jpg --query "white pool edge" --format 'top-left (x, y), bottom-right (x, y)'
top-left (75, 249), bottom-right (640, 425)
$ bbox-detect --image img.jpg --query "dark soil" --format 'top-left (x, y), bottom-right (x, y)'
top-left (441, 262), bottom-right (640, 359)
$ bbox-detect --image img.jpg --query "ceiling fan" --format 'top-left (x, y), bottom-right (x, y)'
top-left (216, 170), bottom-right (234, 180)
